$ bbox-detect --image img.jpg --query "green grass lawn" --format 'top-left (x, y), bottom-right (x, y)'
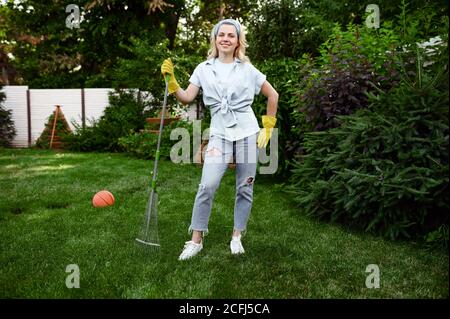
top-left (0, 148), bottom-right (448, 298)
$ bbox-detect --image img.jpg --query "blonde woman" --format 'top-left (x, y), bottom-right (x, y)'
top-left (161, 18), bottom-right (278, 260)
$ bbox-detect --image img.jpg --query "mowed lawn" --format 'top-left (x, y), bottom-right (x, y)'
top-left (0, 148), bottom-right (448, 298)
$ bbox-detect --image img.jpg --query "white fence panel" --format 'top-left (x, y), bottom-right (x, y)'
top-left (84, 88), bottom-right (114, 124)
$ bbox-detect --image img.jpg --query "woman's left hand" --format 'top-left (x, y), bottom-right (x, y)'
top-left (257, 115), bottom-right (277, 148)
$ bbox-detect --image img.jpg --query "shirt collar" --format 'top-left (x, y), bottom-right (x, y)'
top-left (206, 57), bottom-right (242, 65)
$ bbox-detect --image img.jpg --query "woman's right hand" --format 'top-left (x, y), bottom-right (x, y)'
top-left (161, 58), bottom-right (180, 94)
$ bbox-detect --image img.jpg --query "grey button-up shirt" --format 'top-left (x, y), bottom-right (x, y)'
top-left (189, 58), bottom-right (266, 141)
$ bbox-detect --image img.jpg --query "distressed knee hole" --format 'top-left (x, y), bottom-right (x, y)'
top-left (207, 147), bottom-right (222, 157)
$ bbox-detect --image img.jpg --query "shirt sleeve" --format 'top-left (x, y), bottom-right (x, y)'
top-left (189, 64), bottom-right (202, 88)
top-left (250, 64), bottom-right (266, 95)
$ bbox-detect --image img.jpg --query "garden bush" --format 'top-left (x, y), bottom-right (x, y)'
top-left (298, 22), bottom-right (402, 133)
top-left (0, 85), bottom-right (16, 147)
top-left (317, 22), bottom-right (401, 76)
top-left (65, 89), bottom-right (151, 152)
top-left (287, 48), bottom-right (449, 246)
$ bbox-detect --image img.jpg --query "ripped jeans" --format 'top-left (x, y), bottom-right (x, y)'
top-left (189, 133), bottom-right (258, 235)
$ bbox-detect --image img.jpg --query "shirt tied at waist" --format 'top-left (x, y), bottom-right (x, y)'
top-left (209, 93), bottom-right (251, 128)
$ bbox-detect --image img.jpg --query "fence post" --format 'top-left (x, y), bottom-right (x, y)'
top-left (26, 89), bottom-right (31, 147)
top-left (81, 88), bottom-right (85, 129)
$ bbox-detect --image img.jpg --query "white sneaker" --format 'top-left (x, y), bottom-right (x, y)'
top-left (179, 240), bottom-right (203, 260)
top-left (230, 235), bottom-right (245, 255)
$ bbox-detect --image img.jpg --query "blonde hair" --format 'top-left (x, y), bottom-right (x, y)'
top-left (207, 20), bottom-right (250, 63)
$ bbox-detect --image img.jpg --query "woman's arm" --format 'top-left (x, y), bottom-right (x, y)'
top-left (260, 81), bottom-right (279, 116)
top-left (174, 84), bottom-right (200, 105)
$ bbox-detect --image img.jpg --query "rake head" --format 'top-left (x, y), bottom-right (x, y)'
top-left (135, 191), bottom-right (160, 250)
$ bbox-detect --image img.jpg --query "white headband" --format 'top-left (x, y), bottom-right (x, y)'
top-left (213, 19), bottom-right (241, 38)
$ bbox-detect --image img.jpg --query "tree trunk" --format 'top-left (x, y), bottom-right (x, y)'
top-left (166, 12), bottom-right (180, 49)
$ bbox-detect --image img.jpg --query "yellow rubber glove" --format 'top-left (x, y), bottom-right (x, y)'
top-left (257, 115), bottom-right (277, 148)
top-left (160, 58), bottom-right (180, 94)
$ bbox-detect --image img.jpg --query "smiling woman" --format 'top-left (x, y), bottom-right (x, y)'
top-left (159, 18), bottom-right (279, 261)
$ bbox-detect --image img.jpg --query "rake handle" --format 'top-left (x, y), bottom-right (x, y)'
top-left (150, 78), bottom-right (169, 191)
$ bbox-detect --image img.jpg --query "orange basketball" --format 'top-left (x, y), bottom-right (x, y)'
top-left (92, 190), bottom-right (115, 208)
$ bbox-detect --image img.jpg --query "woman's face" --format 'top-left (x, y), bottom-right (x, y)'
top-left (215, 24), bottom-right (239, 56)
